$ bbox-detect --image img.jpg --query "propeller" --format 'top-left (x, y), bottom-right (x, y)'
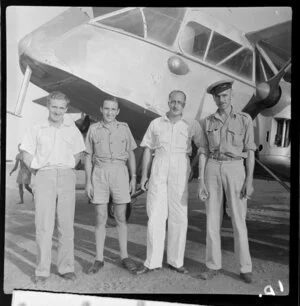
top-left (242, 48), bottom-right (291, 119)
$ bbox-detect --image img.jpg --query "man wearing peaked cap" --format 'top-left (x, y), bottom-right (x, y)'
top-left (198, 79), bottom-right (256, 284)
top-left (206, 79), bottom-right (234, 95)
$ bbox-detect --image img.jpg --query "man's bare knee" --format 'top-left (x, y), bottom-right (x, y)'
top-left (114, 205), bottom-right (127, 224)
top-left (95, 204), bottom-right (108, 226)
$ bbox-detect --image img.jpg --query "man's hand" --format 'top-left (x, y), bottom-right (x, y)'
top-left (140, 176), bottom-right (148, 191)
top-left (85, 180), bottom-right (94, 200)
top-left (129, 177), bottom-right (136, 195)
top-left (198, 179), bottom-right (209, 201)
top-left (240, 179), bottom-right (254, 200)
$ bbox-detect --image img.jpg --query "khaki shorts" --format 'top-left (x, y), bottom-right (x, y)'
top-left (91, 162), bottom-right (131, 204)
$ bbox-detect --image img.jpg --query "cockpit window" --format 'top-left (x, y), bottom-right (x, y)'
top-left (143, 7), bottom-right (186, 45)
top-left (97, 8), bottom-right (144, 38)
top-left (219, 48), bottom-right (253, 81)
top-left (180, 20), bottom-right (253, 81)
top-left (256, 53), bottom-right (275, 82)
top-left (181, 21), bottom-right (211, 60)
top-left (96, 7), bottom-right (186, 46)
top-left (206, 32), bottom-right (241, 64)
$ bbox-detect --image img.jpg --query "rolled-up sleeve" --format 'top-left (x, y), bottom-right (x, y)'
top-left (126, 126), bottom-right (137, 152)
top-left (84, 126), bottom-right (94, 155)
top-left (243, 115), bottom-right (256, 151)
top-left (197, 119), bottom-right (209, 155)
top-left (73, 125), bottom-right (86, 155)
top-left (140, 121), bottom-right (156, 149)
top-left (20, 127), bottom-right (37, 156)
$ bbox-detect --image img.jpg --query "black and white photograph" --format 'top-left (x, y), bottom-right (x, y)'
top-left (3, 5), bottom-right (295, 303)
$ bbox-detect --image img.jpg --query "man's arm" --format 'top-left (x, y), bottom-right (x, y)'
top-left (84, 153), bottom-right (94, 200)
top-left (198, 153), bottom-right (209, 201)
top-left (240, 115), bottom-right (256, 199)
top-left (140, 147), bottom-right (153, 191)
top-left (74, 152), bottom-right (83, 168)
top-left (9, 158), bottom-right (19, 175)
top-left (128, 150), bottom-right (137, 194)
top-left (241, 150), bottom-right (255, 199)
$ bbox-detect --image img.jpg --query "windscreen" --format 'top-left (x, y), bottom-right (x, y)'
top-left (96, 7), bottom-right (186, 46)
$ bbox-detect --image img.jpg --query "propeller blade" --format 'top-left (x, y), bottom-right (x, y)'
top-left (243, 53), bottom-right (291, 119)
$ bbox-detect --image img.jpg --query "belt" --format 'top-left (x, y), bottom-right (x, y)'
top-left (94, 159), bottom-right (125, 166)
top-left (209, 155), bottom-right (242, 161)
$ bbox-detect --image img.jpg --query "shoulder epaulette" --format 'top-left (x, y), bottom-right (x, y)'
top-left (239, 112), bottom-right (252, 120)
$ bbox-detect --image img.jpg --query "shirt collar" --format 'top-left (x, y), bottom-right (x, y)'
top-left (163, 113), bottom-right (188, 125)
top-left (97, 119), bottom-right (119, 128)
top-left (213, 106), bottom-right (237, 120)
top-left (40, 117), bottom-right (73, 128)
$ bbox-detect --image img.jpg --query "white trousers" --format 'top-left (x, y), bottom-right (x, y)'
top-left (33, 169), bottom-right (76, 277)
top-left (204, 159), bottom-right (252, 273)
top-left (144, 153), bottom-right (190, 269)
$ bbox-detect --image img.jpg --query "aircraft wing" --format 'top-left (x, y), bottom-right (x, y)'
top-left (246, 20), bottom-right (291, 82)
top-left (33, 96), bottom-right (81, 113)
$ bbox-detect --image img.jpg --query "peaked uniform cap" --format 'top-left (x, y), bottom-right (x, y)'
top-left (207, 79), bottom-right (234, 95)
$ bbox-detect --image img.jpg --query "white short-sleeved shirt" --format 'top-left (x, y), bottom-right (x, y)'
top-left (20, 118), bottom-right (86, 170)
top-left (140, 115), bottom-right (202, 155)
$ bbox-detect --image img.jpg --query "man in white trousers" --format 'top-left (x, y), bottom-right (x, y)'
top-left (198, 79), bottom-right (256, 283)
top-left (21, 91), bottom-right (85, 284)
top-left (136, 90), bottom-right (202, 274)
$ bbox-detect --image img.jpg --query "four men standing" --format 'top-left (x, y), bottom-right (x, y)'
top-left (20, 82), bottom-right (255, 284)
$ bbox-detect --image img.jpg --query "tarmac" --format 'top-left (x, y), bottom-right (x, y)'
top-left (4, 163), bottom-right (290, 295)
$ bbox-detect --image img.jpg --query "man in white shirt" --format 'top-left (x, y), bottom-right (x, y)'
top-left (21, 91), bottom-right (86, 285)
top-left (136, 90), bottom-right (202, 274)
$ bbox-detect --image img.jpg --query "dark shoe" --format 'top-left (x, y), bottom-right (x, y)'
top-left (198, 268), bottom-right (220, 280)
top-left (121, 258), bottom-right (137, 274)
top-left (88, 260), bottom-right (104, 274)
top-left (59, 272), bottom-right (76, 281)
top-left (240, 272), bottom-right (253, 283)
top-left (34, 276), bottom-right (48, 285)
top-left (167, 264), bottom-right (188, 274)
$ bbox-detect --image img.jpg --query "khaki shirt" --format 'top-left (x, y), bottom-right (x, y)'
top-left (140, 115), bottom-right (202, 155)
top-left (85, 120), bottom-right (137, 164)
top-left (198, 107), bottom-right (256, 158)
top-left (21, 117), bottom-right (86, 170)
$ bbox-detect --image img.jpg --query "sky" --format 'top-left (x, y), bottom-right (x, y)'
top-left (5, 6), bottom-right (292, 160)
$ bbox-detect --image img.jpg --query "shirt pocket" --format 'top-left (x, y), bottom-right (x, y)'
top-left (37, 132), bottom-right (53, 156)
top-left (93, 134), bottom-right (106, 155)
top-left (206, 128), bottom-right (220, 148)
top-left (154, 130), bottom-right (168, 147)
top-left (177, 130), bottom-right (190, 149)
top-left (227, 126), bottom-right (244, 147)
top-left (114, 132), bottom-right (127, 153)
top-left (60, 130), bottom-right (76, 157)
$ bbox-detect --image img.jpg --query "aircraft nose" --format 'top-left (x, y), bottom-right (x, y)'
top-left (18, 33), bottom-right (32, 56)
